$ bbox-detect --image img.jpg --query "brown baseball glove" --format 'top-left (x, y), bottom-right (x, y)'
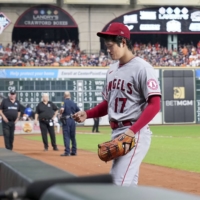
top-left (98, 133), bottom-right (135, 162)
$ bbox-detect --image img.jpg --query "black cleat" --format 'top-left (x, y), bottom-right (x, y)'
top-left (53, 147), bottom-right (59, 151)
top-left (70, 153), bottom-right (77, 156)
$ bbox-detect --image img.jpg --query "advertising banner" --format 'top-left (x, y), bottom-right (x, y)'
top-left (58, 69), bottom-right (108, 79)
top-left (14, 5), bottom-right (77, 28)
top-left (195, 69), bottom-right (200, 123)
top-left (15, 121), bottom-right (41, 134)
top-left (163, 70), bottom-right (195, 123)
top-left (102, 7), bottom-right (200, 33)
top-left (0, 69), bottom-right (59, 79)
top-left (136, 0), bottom-right (199, 6)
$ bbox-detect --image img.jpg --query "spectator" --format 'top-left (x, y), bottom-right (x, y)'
top-left (0, 40), bottom-right (200, 67)
top-left (92, 117), bottom-right (100, 133)
top-left (182, 46), bottom-right (188, 56)
top-left (197, 41), bottom-right (200, 48)
top-left (23, 104), bottom-right (33, 121)
top-left (39, 40), bottom-right (45, 47)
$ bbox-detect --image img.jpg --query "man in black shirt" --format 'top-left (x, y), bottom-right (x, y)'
top-left (0, 89), bottom-right (21, 150)
top-left (34, 93), bottom-right (58, 151)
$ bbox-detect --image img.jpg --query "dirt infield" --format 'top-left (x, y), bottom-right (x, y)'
top-left (0, 134), bottom-right (200, 196)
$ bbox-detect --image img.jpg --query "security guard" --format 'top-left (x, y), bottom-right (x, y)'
top-left (34, 93), bottom-right (59, 151)
top-left (60, 91), bottom-right (80, 156)
top-left (0, 89), bottom-right (21, 150)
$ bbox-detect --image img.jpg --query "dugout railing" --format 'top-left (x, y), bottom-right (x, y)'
top-left (0, 148), bottom-right (74, 191)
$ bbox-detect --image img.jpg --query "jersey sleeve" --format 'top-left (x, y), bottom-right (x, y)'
top-left (62, 101), bottom-right (69, 115)
top-left (18, 102), bottom-right (21, 112)
top-left (35, 104), bottom-right (39, 114)
top-left (61, 102), bottom-right (64, 108)
top-left (102, 74), bottom-right (108, 101)
top-left (139, 66), bottom-right (161, 101)
top-left (51, 102), bottom-right (58, 111)
top-left (75, 104), bottom-right (80, 112)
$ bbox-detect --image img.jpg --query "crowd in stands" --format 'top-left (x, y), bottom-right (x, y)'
top-left (133, 41), bottom-right (200, 67)
top-left (0, 39), bottom-right (200, 67)
top-left (0, 40), bottom-right (113, 67)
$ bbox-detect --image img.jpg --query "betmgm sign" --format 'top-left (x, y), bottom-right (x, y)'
top-left (163, 70), bottom-right (195, 123)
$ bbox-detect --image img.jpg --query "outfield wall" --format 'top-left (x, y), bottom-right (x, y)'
top-left (0, 67), bottom-right (200, 127)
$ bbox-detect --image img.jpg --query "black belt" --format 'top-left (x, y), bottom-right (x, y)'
top-left (40, 118), bottom-right (52, 121)
top-left (61, 115), bottom-right (71, 119)
top-left (110, 120), bottom-right (133, 130)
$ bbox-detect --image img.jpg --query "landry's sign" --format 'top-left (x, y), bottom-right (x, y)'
top-left (15, 5), bottom-right (77, 27)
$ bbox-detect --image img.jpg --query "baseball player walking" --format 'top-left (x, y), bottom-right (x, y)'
top-left (73, 22), bottom-right (161, 186)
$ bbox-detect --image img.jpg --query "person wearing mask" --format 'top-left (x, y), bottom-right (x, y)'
top-left (34, 93), bottom-right (59, 151)
top-left (60, 91), bottom-right (80, 156)
top-left (0, 89), bottom-right (20, 150)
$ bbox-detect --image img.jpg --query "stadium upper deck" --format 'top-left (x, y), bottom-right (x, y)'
top-left (0, 0), bottom-right (199, 54)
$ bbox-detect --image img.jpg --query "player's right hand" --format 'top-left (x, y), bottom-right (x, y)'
top-left (73, 111), bottom-right (87, 123)
top-left (3, 116), bottom-right (8, 123)
top-left (34, 120), bottom-right (38, 126)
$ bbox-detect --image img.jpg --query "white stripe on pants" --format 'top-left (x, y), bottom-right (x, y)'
top-left (110, 125), bottom-right (152, 186)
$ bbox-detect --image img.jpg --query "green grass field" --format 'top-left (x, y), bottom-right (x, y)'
top-left (26, 125), bottom-right (200, 173)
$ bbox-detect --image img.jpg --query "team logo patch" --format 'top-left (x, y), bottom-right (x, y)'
top-left (147, 79), bottom-right (158, 90)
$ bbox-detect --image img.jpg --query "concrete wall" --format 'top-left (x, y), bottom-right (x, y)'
top-left (63, 4), bottom-right (143, 53)
top-left (0, 4), bottom-right (30, 46)
top-left (0, 3), bottom-right (143, 53)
